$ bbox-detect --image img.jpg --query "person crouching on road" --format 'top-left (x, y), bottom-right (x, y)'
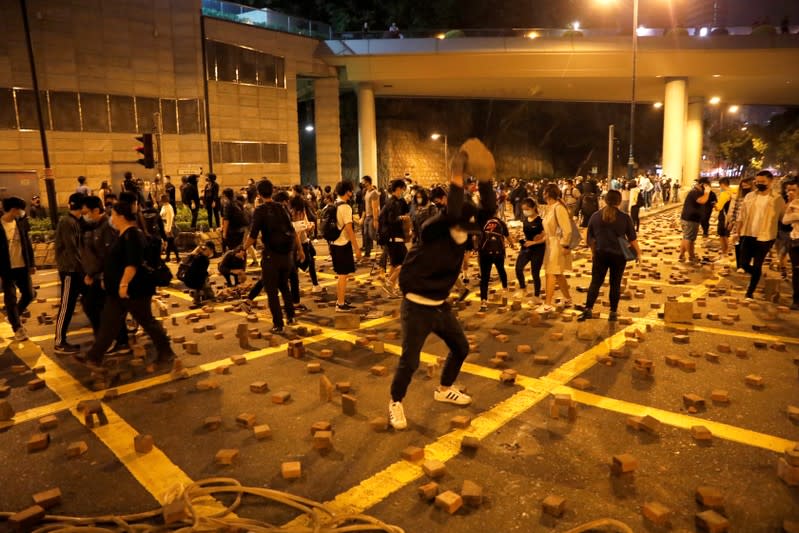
top-left (387, 153), bottom-right (497, 431)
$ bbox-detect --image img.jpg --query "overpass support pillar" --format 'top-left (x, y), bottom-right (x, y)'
top-left (357, 83), bottom-right (378, 182)
top-left (684, 98), bottom-right (704, 188)
top-left (314, 77), bottom-right (343, 188)
top-left (661, 78), bottom-right (687, 188)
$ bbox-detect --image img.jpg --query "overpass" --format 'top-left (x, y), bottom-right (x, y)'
top-left (318, 32), bottom-right (799, 184)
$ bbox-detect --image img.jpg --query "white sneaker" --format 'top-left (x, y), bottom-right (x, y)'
top-left (434, 387), bottom-right (472, 406)
top-left (388, 401), bottom-right (408, 430)
top-left (736, 268), bottom-right (745, 274)
top-left (14, 327), bottom-right (28, 341)
top-left (312, 285), bottom-right (322, 293)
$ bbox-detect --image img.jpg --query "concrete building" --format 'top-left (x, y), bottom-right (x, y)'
top-left (0, 0), bottom-right (342, 205)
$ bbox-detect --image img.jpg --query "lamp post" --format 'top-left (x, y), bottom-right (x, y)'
top-left (627, 0), bottom-right (639, 181)
top-left (431, 133), bottom-right (448, 178)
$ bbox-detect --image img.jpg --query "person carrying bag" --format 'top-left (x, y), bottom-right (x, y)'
top-left (577, 189), bottom-right (641, 322)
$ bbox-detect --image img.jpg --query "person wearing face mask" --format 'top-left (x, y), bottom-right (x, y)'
top-left (387, 152), bottom-right (496, 431)
top-left (727, 176), bottom-right (753, 270)
top-left (0, 197), bottom-right (36, 341)
top-left (736, 170), bottom-right (785, 301)
top-left (515, 198), bottom-right (546, 299)
top-left (80, 195), bottom-right (130, 354)
top-left (536, 183), bottom-right (574, 314)
top-left (782, 178), bottom-right (799, 310)
top-left (678, 177), bottom-right (712, 264)
top-left (411, 188), bottom-right (434, 243)
top-left (54, 193), bottom-right (88, 355)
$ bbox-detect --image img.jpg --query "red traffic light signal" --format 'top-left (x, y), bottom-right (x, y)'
top-left (135, 133), bottom-right (155, 169)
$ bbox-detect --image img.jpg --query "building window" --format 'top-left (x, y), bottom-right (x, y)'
top-left (50, 91), bottom-right (81, 131)
top-left (177, 99), bottom-right (201, 134)
top-left (160, 99), bottom-right (178, 134)
top-left (205, 40), bottom-right (286, 88)
top-left (80, 93), bottom-right (110, 132)
top-left (109, 94), bottom-right (137, 133)
top-left (136, 97), bottom-right (160, 133)
top-left (0, 89), bottom-right (16, 129)
top-left (212, 141), bottom-right (288, 164)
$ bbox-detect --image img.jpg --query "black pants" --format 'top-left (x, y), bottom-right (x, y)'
top-left (362, 216), bottom-right (374, 256)
top-left (56, 271), bottom-right (86, 345)
top-left (190, 208), bottom-right (199, 229)
top-left (302, 241), bottom-right (319, 286)
top-left (164, 236), bottom-right (179, 262)
top-left (700, 213), bottom-right (712, 237)
top-left (630, 205), bottom-right (640, 231)
top-left (390, 299), bottom-right (469, 402)
top-left (222, 273), bottom-right (243, 287)
top-left (1, 267), bottom-right (33, 332)
top-left (740, 237), bottom-right (774, 298)
top-left (478, 253), bottom-right (508, 301)
top-left (224, 230), bottom-right (245, 251)
top-left (516, 245), bottom-right (545, 295)
top-left (206, 205), bottom-right (220, 229)
top-left (261, 253), bottom-right (294, 328)
top-left (734, 240), bottom-right (743, 269)
top-left (790, 245), bottom-right (799, 305)
top-left (584, 251), bottom-right (627, 312)
top-left (84, 279), bottom-right (129, 347)
top-left (86, 295), bottom-right (172, 365)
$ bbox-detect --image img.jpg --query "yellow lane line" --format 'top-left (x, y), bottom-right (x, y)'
top-left (636, 317), bottom-right (799, 345)
top-left (11, 315), bottom-right (396, 427)
top-left (5, 334), bottom-right (228, 512)
top-left (554, 386), bottom-right (797, 453)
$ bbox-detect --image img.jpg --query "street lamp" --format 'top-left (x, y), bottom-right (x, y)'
top-left (595, 0), bottom-right (645, 180)
top-left (431, 133), bottom-right (448, 178)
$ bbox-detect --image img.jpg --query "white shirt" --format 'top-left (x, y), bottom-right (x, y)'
top-left (160, 203), bottom-right (175, 233)
top-left (332, 198), bottom-right (353, 246)
top-left (2, 219), bottom-right (24, 269)
top-left (292, 212), bottom-right (311, 244)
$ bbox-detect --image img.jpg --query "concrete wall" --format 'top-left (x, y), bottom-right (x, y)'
top-left (0, 0), bottom-right (340, 206)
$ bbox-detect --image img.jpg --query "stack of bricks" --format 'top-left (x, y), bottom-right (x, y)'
top-left (549, 394), bottom-right (577, 421)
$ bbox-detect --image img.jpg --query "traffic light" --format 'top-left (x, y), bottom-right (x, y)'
top-left (135, 133), bottom-right (154, 169)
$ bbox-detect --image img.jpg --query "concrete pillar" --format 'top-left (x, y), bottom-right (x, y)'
top-left (314, 78), bottom-right (342, 188)
top-left (357, 82), bottom-right (378, 183)
top-left (661, 78), bottom-right (687, 188)
top-left (684, 98), bottom-right (704, 188)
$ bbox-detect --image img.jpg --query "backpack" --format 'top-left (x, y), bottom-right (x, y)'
top-left (321, 201), bottom-right (343, 242)
top-left (555, 205), bottom-right (582, 249)
top-left (228, 202), bottom-right (248, 230)
top-left (263, 203), bottom-right (295, 254)
top-left (376, 202), bottom-right (393, 246)
top-left (480, 218), bottom-right (505, 256)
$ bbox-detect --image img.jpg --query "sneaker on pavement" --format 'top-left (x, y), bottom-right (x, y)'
top-left (479, 301), bottom-right (488, 312)
top-left (434, 387), bottom-right (472, 406)
top-left (336, 302), bottom-right (356, 312)
top-left (14, 327), bottom-right (28, 341)
top-left (388, 401), bottom-right (408, 430)
top-left (608, 311), bottom-right (618, 322)
top-left (576, 309), bottom-right (593, 322)
top-left (736, 268), bottom-right (745, 274)
top-left (295, 304), bottom-right (309, 312)
top-left (270, 325), bottom-right (284, 334)
top-left (55, 342), bottom-right (81, 355)
top-left (106, 341), bottom-right (132, 355)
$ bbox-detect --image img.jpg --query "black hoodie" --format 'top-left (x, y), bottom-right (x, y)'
top-left (399, 180), bottom-right (496, 301)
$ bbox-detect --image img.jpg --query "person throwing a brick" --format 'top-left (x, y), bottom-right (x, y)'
top-left (388, 141), bottom-right (497, 431)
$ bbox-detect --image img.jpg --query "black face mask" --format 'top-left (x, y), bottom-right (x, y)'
top-left (741, 187), bottom-right (751, 195)
top-left (755, 183), bottom-right (768, 192)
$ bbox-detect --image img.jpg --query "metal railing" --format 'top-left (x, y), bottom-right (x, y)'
top-left (201, 0), bottom-right (333, 40)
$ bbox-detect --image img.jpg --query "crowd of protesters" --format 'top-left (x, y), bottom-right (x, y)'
top-left (0, 164), bottom-right (797, 429)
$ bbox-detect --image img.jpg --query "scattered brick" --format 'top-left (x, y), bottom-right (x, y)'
top-left (319, 376), bottom-right (334, 402)
top-left (704, 352), bottom-right (720, 363)
top-left (461, 480), bottom-right (483, 507)
top-left (313, 430), bottom-right (334, 450)
top-left (370, 417), bottom-right (389, 432)
top-left (695, 486), bottom-right (725, 509)
top-left (66, 441), bottom-right (88, 458)
top-left (370, 365), bottom-right (388, 376)
top-left (196, 379), bottom-right (219, 391)
top-left (27, 378), bottom-right (45, 391)
top-left (162, 501), bottom-right (188, 525)
top-left (745, 374), bottom-right (764, 388)
top-left (711, 390), bottom-right (730, 404)
top-left (418, 481), bottom-right (439, 501)
top-left (450, 415), bottom-right (471, 429)
top-left (230, 355), bottom-right (247, 365)
top-left (272, 391), bottom-right (291, 404)
top-left (542, 495), bottom-right (566, 517)
top-left (434, 491), bottom-right (462, 514)
top-left (341, 394), bottom-right (357, 415)
top-left (461, 436), bottom-right (480, 451)
top-left (691, 426), bottom-right (713, 442)
top-left (134, 434), bottom-right (153, 454)
top-left (236, 413), bottom-right (256, 429)
top-left (335, 381), bottom-right (352, 393)
top-left (778, 457), bottom-right (799, 486)
top-left (570, 378), bottom-right (591, 390)
top-left (0, 400), bottom-right (15, 421)
top-left (611, 454), bottom-right (638, 475)
top-left (306, 362), bottom-right (322, 374)
top-left (8, 505), bottom-right (46, 531)
top-left (673, 335), bottom-right (690, 344)
top-left (517, 344), bottom-right (532, 353)
top-left (32, 487), bottom-right (62, 509)
top-left (215, 449), bottom-right (239, 466)
top-left (281, 461), bottom-right (302, 480)
top-left (642, 501), bottom-right (671, 527)
top-left (38, 415), bottom-right (58, 431)
top-left (402, 446), bottom-right (424, 462)
top-left (695, 510), bottom-right (730, 532)
top-left (683, 393), bottom-right (706, 409)
top-left (499, 369), bottom-right (517, 384)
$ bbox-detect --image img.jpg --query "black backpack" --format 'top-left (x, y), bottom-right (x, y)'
top-left (263, 203), bottom-right (295, 254)
top-left (228, 202), bottom-right (248, 230)
top-left (321, 201), bottom-right (343, 242)
top-left (376, 202), bottom-right (392, 246)
top-left (581, 193), bottom-right (599, 216)
top-left (480, 218), bottom-right (505, 256)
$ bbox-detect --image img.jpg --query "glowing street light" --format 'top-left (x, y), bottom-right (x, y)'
top-left (436, 33), bottom-right (446, 40)
top-left (304, 124), bottom-right (314, 132)
top-left (571, 21), bottom-right (580, 31)
top-left (526, 31), bottom-right (540, 39)
top-left (653, 102), bottom-right (663, 109)
top-left (709, 96), bottom-right (721, 105)
top-left (431, 133), bottom-right (448, 177)
top-left (728, 105), bottom-right (739, 113)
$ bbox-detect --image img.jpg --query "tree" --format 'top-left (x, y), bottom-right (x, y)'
top-left (709, 125), bottom-right (765, 175)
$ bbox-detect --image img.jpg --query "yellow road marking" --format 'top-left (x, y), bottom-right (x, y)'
top-left (637, 317), bottom-right (799, 345)
top-left (5, 334), bottom-right (228, 512)
top-left (555, 386), bottom-right (797, 453)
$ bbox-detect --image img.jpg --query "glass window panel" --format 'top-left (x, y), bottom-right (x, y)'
top-left (240, 142), bottom-right (260, 162)
top-left (212, 141), bottom-right (222, 163)
top-left (257, 53), bottom-right (276, 87)
top-left (205, 39), bottom-right (218, 81)
top-left (0, 89), bottom-right (16, 129)
top-left (238, 47), bottom-right (258, 85)
top-left (136, 97), bottom-right (159, 133)
top-left (177, 99), bottom-right (200, 134)
top-left (216, 42), bottom-right (238, 82)
top-left (50, 91), bottom-right (81, 131)
top-left (275, 57), bottom-right (285, 88)
top-left (221, 141), bottom-right (240, 163)
top-left (79, 93), bottom-right (109, 132)
top-left (261, 143), bottom-right (278, 163)
top-left (109, 94), bottom-right (136, 133)
top-left (279, 143), bottom-right (288, 163)
top-left (160, 99), bottom-right (178, 134)
top-left (16, 89), bottom-right (49, 130)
